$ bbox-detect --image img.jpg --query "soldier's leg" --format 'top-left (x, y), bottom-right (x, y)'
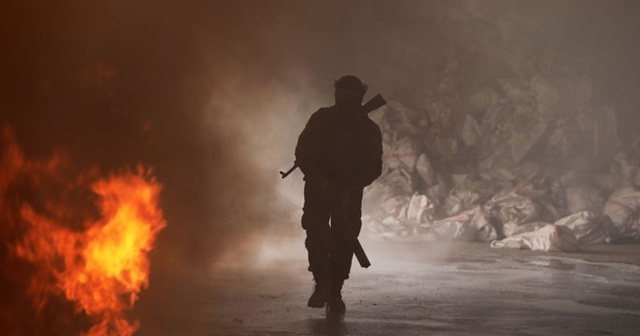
top-left (330, 188), bottom-right (363, 281)
top-left (302, 180), bottom-right (332, 307)
top-left (328, 188), bottom-right (363, 312)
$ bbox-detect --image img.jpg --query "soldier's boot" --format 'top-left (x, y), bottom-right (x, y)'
top-left (308, 269), bottom-right (329, 308)
top-left (307, 282), bottom-right (327, 308)
top-left (328, 279), bottom-right (346, 313)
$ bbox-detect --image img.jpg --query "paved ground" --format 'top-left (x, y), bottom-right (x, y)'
top-left (135, 239), bottom-right (640, 336)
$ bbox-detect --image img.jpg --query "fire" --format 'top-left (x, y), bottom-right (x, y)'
top-left (3, 126), bottom-right (166, 336)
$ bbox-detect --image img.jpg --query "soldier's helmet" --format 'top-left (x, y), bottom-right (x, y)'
top-left (334, 75), bottom-right (368, 95)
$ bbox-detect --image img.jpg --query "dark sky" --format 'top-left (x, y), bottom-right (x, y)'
top-left (2, 0), bottom-right (640, 267)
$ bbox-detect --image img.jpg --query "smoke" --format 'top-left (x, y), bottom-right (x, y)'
top-left (3, 1), bottom-right (640, 334)
top-left (3, 0), bottom-right (640, 276)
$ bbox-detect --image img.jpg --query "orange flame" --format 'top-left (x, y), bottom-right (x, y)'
top-left (4, 127), bottom-right (166, 336)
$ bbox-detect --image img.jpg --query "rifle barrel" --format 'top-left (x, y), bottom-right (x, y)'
top-left (279, 164), bottom-right (298, 179)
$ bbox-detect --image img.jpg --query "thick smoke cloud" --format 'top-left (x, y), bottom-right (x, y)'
top-left (2, 0), bottom-right (640, 269)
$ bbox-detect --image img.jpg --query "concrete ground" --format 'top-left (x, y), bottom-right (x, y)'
top-left (135, 240), bottom-right (640, 336)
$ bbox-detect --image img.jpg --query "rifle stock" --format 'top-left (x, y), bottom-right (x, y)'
top-left (333, 191), bottom-right (371, 268)
top-left (361, 94), bottom-right (386, 115)
top-left (351, 232), bottom-right (371, 268)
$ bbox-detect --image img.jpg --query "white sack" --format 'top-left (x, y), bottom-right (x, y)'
top-left (602, 186), bottom-right (640, 241)
top-left (554, 211), bottom-right (608, 244)
top-left (406, 193), bottom-right (434, 225)
top-left (417, 214), bottom-right (477, 242)
top-left (417, 207), bottom-right (497, 242)
top-left (485, 192), bottom-right (540, 226)
top-left (502, 221), bottom-right (548, 237)
top-left (415, 153), bottom-right (438, 186)
top-left (491, 225), bottom-right (580, 252)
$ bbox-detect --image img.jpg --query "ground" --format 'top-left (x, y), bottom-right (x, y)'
top-left (135, 239), bottom-right (640, 336)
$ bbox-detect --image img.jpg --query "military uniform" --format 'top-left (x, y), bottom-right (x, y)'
top-left (295, 100), bottom-right (382, 309)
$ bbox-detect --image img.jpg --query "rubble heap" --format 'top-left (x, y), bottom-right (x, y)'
top-left (362, 3), bottom-right (640, 251)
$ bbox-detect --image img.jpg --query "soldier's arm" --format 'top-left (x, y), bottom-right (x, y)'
top-left (295, 112), bottom-right (325, 180)
top-left (352, 124), bottom-right (383, 188)
top-left (362, 126), bottom-right (382, 186)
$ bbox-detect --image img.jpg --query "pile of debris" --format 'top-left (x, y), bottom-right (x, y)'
top-left (363, 81), bottom-right (640, 251)
top-left (363, 93), bottom-right (640, 252)
top-left (361, 3), bottom-right (640, 252)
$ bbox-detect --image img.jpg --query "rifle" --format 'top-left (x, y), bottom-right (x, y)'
top-left (279, 94), bottom-right (387, 179)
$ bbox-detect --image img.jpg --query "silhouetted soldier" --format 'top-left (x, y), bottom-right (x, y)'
top-left (295, 75), bottom-right (382, 313)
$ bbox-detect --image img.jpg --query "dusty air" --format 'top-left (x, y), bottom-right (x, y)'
top-left (2, 1), bottom-right (640, 335)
